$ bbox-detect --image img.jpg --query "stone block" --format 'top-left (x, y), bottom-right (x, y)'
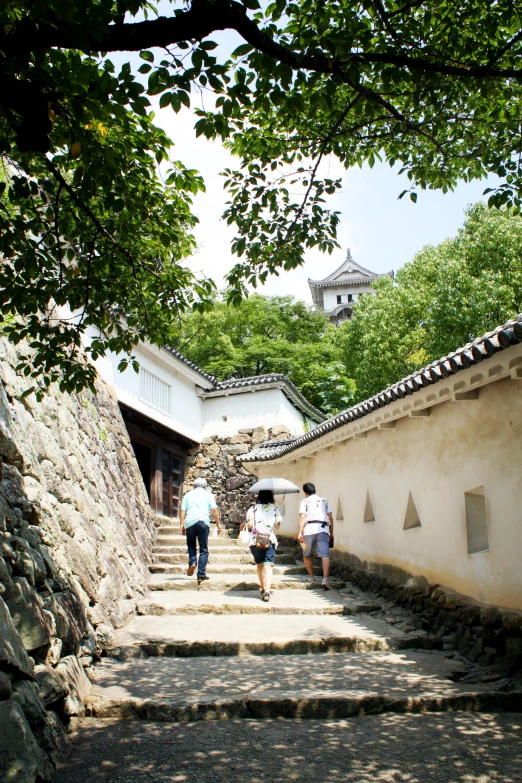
top-left (34, 664), bottom-right (69, 708)
top-left (220, 444), bottom-right (250, 456)
top-left (226, 475), bottom-right (251, 491)
top-left (0, 556), bottom-right (13, 599)
top-left (251, 426), bottom-right (268, 445)
top-left (32, 709), bottom-right (71, 766)
top-left (0, 595), bottom-right (33, 677)
top-left (7, 577), bottom-right (55, 651)
top-left (43, 590), bottom-right (88, 655)
top-left (502, 611), bottom-right (522, 633)
top-left (505, 636), bottom-right (522, 663)
top-left (12, 680), bottom-right (47, 725)
top-left (0, 671), bottom-right (12, 700)
top-left (227, 433), bottom-right (252, 445)
top-left (203, 443), bottom-right (221, 459)
top-left (195, 458), bottom-right (210, 468)
top-left (268, 425), bottom-right (291, 440)
top-left (45, 637), bottom-right (63, 666)
top-left (55, 655), bottom-right (92, 717)
top-left (0, 700), bottom-right (53, 783)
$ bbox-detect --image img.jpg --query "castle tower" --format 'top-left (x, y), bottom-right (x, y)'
top-left (308, 249), bottom-right (390, 324)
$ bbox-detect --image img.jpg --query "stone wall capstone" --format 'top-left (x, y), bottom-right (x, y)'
top-left (0, 338), bottom-right (156, 781)
top-left (184, 425), bottom-right (292, 528)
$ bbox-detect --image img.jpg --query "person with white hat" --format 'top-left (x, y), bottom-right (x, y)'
top-left (180, 477), bottom-right (221, 585)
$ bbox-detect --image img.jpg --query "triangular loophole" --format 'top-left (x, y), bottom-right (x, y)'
top-left (363, 491), bottom-right (375, 523)
top-left (336, 497), bottom-right (344, 521)
top-left (403, 491), bottom-right (421, 529)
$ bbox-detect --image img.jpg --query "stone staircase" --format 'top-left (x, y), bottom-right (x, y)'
top-left (51, 522), bottom-right (522, 782)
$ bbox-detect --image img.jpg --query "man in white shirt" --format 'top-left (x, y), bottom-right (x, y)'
top-left (298, 482), bottom-right (334, 590)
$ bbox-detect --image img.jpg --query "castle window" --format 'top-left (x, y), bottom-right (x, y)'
top-left (465, 487), bottom-right (489, 554)
top-left (347, 294), bottom-right (353, 302)
top-left (140, 368), bottom-right (171, 415)
top-left (337, 295), bottom-right (342, 304)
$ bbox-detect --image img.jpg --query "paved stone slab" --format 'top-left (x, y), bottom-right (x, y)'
top-left (137, 589), bottom-right (382, 616)
top-left (152, 553), bottom-right (297, 565)
top-left (107, 612), bottom-right (435, 658)
top-left (52, 713), bottom-right (522, 782)
top-left (148, 573), bottom-right (345, 592)
top-left (90, 650), bottom-right (502, 704)
top-left (149, 564), bottom-right (309, 575)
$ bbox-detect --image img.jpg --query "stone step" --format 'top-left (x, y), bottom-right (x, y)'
top-left (151, 553), bottom-right (298, 566)
top-left (149, 563), bottom-right (312, 575)
top-left (152, 545), bottom-right (295, 556)
top-left (148, 574), bottom-right (345, 592)
top-left (156, 535), bottom-right (243, 547)
top-left (87, 650), bottom-right (519, 722)
top-left (156, 527), bottom-right (236, 538)
top-left (106, 612), bottom-right (440, 659)
top-left (136, 590), bottom-right (392, 617)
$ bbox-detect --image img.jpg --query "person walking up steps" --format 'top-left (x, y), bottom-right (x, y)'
top-left (298, 482), bottom-right (334, 590)
top-left (180, 477), bottom-right (221, 586)
top-left (242, 489), bottom-right (282, 602)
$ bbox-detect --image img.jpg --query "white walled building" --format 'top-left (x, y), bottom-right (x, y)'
top-left (309, 249), bottom-right (392, 324)
top-left (91, 336), bottom-right (324, 518)
top-left (242, 315), bottom-right (522, 612)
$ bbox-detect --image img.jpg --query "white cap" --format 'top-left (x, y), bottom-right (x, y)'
top-left (194, 477), bottom-right (208, 488)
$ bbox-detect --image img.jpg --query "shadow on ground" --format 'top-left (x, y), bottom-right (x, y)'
top-left (52, 712), bottom-right (522, 783)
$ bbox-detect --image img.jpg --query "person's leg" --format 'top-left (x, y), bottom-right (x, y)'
top-left (321, 556), bottom-right (331, 578)
top-left (317, 533), bottom-right (331, 588)
top-left (302, 535), bottom-right (316, 577)
top-left (257, 564), bottom-right (265, 591)
top-left (262, 544), bottom-right (275, 600)
top-left (196, 522), bottom-right (209, 579)
top-left (186, 524), bottom-right (197, 575)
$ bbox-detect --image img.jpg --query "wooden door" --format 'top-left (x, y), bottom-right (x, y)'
top-left (150, 447), bottom-right (185, 517)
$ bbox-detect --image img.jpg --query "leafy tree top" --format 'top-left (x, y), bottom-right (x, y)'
top-left (2, 0), bottom-right (522, 393)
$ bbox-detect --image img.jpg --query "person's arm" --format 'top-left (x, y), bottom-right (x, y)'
top-left (180, 508), bottom-right (186, 536)
top-left (298, 513), bottom-right (307, 542)
top-left (328, 511), bottom-right (334, 540)
top-left (212, 506), bottom-right (221, 530)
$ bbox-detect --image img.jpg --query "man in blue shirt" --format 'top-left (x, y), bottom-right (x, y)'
top-left (180, 477), bottom-right (221, 584)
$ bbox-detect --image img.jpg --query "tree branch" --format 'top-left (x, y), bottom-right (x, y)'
top-left (3, 0), bottom-right (522, 81)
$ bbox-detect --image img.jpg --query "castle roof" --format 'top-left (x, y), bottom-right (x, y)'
top-left (242, 314), bottom-right (522, 463)
top-left (308, 249), bottom-right (391, 311)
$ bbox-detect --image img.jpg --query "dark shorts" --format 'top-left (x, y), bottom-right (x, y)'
top-left (250, 542), bottom-right (276, 565)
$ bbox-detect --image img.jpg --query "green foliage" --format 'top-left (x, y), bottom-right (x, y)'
top-left (170, 293), bottom-right (354, 415)
top-left (339, 204), bottom-right (522, 401)
top-left (3, 1), bottom-right (522, 391)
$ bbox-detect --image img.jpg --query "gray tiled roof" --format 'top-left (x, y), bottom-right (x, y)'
top-left (162, 345), bottom-right (217, 384)
top-left (242, 314), bottom-right (522, 463)
top-left (210, 374), bottom-right (326, 422)
top-left (162, 348), bottom-right (326, 422)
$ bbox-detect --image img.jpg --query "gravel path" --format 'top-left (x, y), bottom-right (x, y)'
top-left (53, 712), bottom-right (522, 783)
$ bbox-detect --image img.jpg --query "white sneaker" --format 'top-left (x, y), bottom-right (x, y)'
top-left (307, 575), bottom-right (315, 585)
top-left (322, 577), bottom-right (330, 591)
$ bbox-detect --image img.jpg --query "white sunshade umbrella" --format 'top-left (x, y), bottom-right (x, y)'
top-left (248, 478), bottom-right (300, 495)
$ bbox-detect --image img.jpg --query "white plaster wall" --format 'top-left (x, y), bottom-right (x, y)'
top-left (323, 284), bottom-right (373, 311)
top-left (201, 387), bottom-right (307, 438)
top-left (93, 343), bottom-right (204, 443)
top-left (251, 376), bottom-right (522, 610)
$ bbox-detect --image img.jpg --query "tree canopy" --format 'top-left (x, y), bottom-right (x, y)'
top-left (170, 293), bottom-right (355, 415)
top-left (339, 203), bottom-right (522, 401)
top-left (3, 0), bottom-right (522, 392)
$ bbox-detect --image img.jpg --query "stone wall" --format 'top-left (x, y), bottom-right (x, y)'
top-left (0, 338), bottom-right (156, 781)
top-left (330, 557), bottom-right (522, 677)
top-left (184, 425), bottom-right (292, 528)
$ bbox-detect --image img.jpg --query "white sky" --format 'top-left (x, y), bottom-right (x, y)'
top-left (111, 19), bottom-right (498, 306)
